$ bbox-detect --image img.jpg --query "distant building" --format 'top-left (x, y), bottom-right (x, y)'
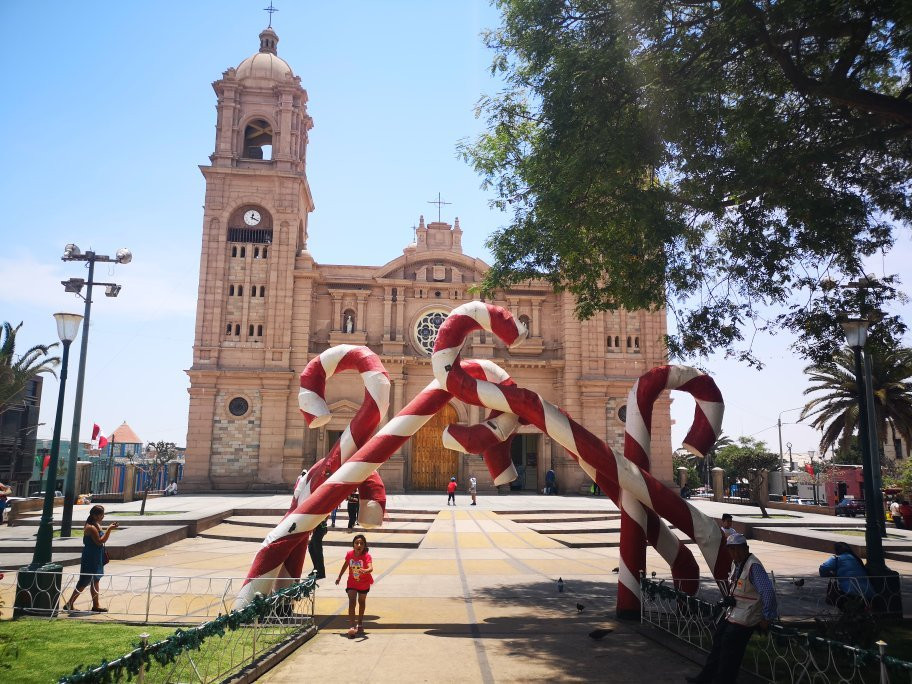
top-left (28, 439), bottom-right (92, 495)
top-left (0, 376), bottom-right (43, 495)
top-left (102, 422), bottom-right (144, 460)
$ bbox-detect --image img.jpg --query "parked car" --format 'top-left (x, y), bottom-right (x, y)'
top-left (835, 498), bottom-right (866, 517)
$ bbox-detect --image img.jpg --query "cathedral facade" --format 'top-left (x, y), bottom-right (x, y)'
top-left (183, 28), bottom-right (673, 494)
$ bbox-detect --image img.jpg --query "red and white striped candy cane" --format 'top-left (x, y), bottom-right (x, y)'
top-left (616, 365), bottom-right (724, 616)
top-left (431, 302), bottom-right (731, 588)
top-left (235, 356), bottom-right (507, 608)
top-left (442, 367), bottom-right (703, 597)
top-left (240, 345), bottom-right (391, 603)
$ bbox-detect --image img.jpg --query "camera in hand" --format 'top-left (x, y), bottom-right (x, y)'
top-left (718, 595), bottom-right (736, 609)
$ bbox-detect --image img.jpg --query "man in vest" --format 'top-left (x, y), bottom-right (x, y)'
top-left (686, 533), bottom-right (778, 683)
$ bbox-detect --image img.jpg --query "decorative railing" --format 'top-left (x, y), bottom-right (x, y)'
top-left (2, 570), bottom-right (315, 625)
top-left (59, 574), bottom-right (317, 683)
top-left (640, 576), bottom-right (912, 684)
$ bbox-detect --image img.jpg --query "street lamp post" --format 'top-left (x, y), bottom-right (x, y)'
top-left (14, 313), bottom-right (82, 616)
top-left (777, 406), bottom-right (803, 496)
top-left (59, 244), bottom-right (131, 537)
top-left (841, 317), bottom-right (902, 614)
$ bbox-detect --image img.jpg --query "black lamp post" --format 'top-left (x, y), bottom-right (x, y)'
top-left (14, 312), bottom-right (82, 616)
top-left (841, 317), bottom-right (902, 615)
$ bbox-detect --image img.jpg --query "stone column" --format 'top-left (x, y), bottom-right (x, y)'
top-left (711, 467), bottom-right (725, 502)
top-left (183, 385), bottom-right (217, 491)
top-left (258, 389), bottom-right (290, 485)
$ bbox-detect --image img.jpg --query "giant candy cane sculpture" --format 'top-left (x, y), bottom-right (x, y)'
top-left (616, 365), bottom-right (723, 615)
top-left (442, 366), bottom-right (706, 600)
top-left (238, 345), bottom-right (390, 604)
top-left (431, 302), bottom-right (732, 589)
top-left (236, 355), bottom-right (516, 608)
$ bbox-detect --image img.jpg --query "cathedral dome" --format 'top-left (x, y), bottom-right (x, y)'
top-left (236, 28), bottom-right (294, 82)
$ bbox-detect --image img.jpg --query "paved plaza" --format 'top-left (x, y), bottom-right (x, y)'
top-left (4, 493), bottom-right (912, 682)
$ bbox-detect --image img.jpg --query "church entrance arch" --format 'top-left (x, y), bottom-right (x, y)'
top-left (410, 403), bottom-right (459, 490)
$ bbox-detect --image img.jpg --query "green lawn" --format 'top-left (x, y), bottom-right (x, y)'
top-left (0, 619), bottom-right (174, 683)
top-left (830, 528), bottom-right (905, 539)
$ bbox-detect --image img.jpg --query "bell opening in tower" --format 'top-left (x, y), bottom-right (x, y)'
top-left (243, 119), bottom-right (273, 160)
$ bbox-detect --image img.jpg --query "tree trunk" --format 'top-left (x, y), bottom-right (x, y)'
top-left (140, 488), bottom-right (149, 515)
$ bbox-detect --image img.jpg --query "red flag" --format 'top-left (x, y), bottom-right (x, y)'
top-left (41, 454), bottom-right (51, 474)
top-left (805, 463), bottom-right (814, 476)
top-left (92, 424), bottom-right (109, 450)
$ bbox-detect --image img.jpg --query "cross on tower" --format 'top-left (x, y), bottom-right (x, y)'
top-left (426, 193), bottom-right (452, 223)
top-left (264, 2), bottom-right (279, 28)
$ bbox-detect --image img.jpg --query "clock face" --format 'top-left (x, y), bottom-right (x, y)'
top-left (243, 209), bottom-right (261, 226)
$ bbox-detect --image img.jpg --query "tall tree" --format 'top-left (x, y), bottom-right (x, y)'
top-left (461, 0), bottom-right (911, 366)
top-left (133, 441), bottom-right (178, 515)
top-left (801, 342), bottom-right (912, 456)
top-left (0, 321), bottom-right (59, 415)
top-left (714, 436), bottom-right (781, 516)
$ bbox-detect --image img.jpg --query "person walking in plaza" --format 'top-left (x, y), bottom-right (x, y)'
top-left (686, 533), bottom-right (777, 683)
top-left (309, 516), bottom-right (328, 579)
top-left (447, 476), bottom-right (457, 505)
top-left (63, 505), bottom-right (118, 613)
top-left (544, 468), bottom-right (556, 495)
top-left (468, 475), bottom-right (477, 505)
top-left (819, 541), bottom-right (874, 610)
top-left (335, 533), bottom-right (373, 637)
top-left (720, 513), bottom-right (736, 537)
top-left (346, 490), bottom-right (360, 530)
top-left (0, 480), bottom-right (10, 524)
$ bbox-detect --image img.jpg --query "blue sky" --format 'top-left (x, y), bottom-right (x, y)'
top-left (1, 1), bottom-right (909, 463)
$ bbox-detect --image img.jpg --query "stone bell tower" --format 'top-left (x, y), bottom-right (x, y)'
top-left (184, 27), bottom-right (314, 490)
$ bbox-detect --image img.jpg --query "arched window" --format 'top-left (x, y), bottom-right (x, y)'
top-left (231, 246), bottom-right (238, 257)
top-left (342, 309), bottom-right (356, 333)
top-left (259, 286), bottom-right (265, 297)
top-left (263, 247), bottom-right (268, 258)
top-left (234, 324), bottom-right (240, 336)
top-left (240, 246), bottom-right (246, 258)
top-left (242, 118), bottom-right (273, 160)
top-left (229, 285), bottom-right (235, 296)
top-left (518, 314), bottom-right (531, 332)
top-left (254, 247), bottom-right (260, 258)
top-left (627, 336), bottom-right (632, 348)
top-left (250, 286), bottom-right (255, 297)
top-left (634, 337), bottom-right (640, 349)
top-left (238, 285), bottom-right (244, 296)
top-left (614, 336), bottom-right (620, 348)
top-left (607, 336), bottom-right (613, 348)
top-left (257, 324), bottom-right (263, 336)
top-left (225, 323), bottom-right (232, 335)
top-left (249, 324), bottom-right (254, 337)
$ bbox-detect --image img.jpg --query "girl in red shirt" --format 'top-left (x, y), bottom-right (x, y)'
top-left (335, 533), bottom-right (374, 637)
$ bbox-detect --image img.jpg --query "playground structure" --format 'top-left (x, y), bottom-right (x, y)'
top-left (237, 303), bottom-right (729, 617)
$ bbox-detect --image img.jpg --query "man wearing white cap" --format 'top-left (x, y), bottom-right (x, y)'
top-left (686, 533), bottom-right (778, 683)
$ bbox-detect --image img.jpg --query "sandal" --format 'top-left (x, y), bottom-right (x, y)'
top-left (346, 626), bottom-right (358, 638)
top-left (92, 607), bottom-right (109, 613)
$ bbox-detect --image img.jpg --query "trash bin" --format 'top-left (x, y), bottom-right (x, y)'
top-left (14, 563), bottom-right (62, 617)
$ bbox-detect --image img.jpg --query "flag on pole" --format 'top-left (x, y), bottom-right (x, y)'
top-left (804, 463), bottom-right (814, 476)
top-left (41, 453), bottom-right (51, 474)
top-left (92, 423), bottom-right (109, 450)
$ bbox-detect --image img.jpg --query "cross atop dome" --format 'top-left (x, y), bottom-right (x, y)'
top-left (263, 1), bottom-right (279, 29)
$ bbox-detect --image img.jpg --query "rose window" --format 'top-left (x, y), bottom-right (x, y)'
top-left (414, 310), bottom-right (449, 355)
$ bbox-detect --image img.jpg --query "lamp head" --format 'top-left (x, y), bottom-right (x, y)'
top-left (840, 318), bottom-right (869, 348)
top-left (53, 312), bottom-right (83, 343)
top-left (62, 278), bottom-right (85, 294)
top-left (105, 284), bottom-right (122, 297)
top-left (115, 248), bottom-right (132, 265)
top-left (63, 244), bottom-right (81, 259)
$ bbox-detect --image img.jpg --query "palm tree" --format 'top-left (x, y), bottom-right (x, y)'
top-left (0, 321), bottom-right (60, 415)
top-left (801, 344), bottom-right (912, 457)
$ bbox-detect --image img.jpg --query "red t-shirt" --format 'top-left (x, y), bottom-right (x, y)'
top-left (447, 481), bottom-right (457, 494)
top-left (345, 550), bottom-right (373, 590)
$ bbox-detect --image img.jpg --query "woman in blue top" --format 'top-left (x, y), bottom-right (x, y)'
top-left (819, 541), bottom-right (873, 609)
top-left (63, 504), bottom-right (118, 612)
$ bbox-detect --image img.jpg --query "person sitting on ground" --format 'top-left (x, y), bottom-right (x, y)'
top-left (819, 541), bottom-right (874, 611)
top-left (163, 480), bottom-right (178, 496)
top-left (900, 499), bottom-right (912, 529)
top-left (720, 513), bottom-right (736, 537)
